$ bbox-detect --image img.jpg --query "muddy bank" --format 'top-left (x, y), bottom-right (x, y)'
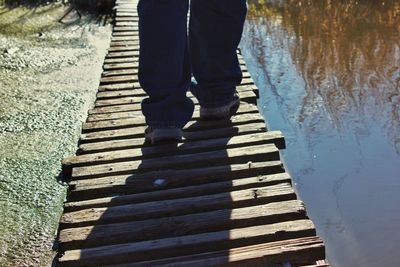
top-left (0, 4), bottom-right (111, 266)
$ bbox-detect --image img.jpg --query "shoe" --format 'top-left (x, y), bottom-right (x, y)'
top-left (145, 127), bottom-right (182, 144)
top-left (200, 95), bottom-right (240, 120)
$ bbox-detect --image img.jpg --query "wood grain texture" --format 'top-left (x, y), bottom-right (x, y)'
top-left (68, 161), bottom-right (285, 201)
top-left (55, 3), bottom-right (327, 265)
top-left (58, 220), bottom-right (316, 266)
top-left (102, 237), bottom-right (325, 267)
top-left (64, 172), bottom-right (292, 211)
top-left (59, 200), bottom-right (306, 250)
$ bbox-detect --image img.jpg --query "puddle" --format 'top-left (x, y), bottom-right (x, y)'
top-left (241, 1), bottom-right (400, 266)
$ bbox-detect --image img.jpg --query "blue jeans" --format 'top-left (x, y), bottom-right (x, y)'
top-left (138, 0), bottom-right (247, 128)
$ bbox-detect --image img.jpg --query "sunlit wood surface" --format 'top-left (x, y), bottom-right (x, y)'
top-left (55, 0), bottom-right (328, 266)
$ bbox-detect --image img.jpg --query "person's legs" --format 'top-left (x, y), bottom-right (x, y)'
top-left (138, 0), bottom-right (194, 130)
top-left (189, 0), bottom-right (247, 109)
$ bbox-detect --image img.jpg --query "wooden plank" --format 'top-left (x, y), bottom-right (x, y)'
top-left (114, 18), bottom-right (139, 23)
top-left (104, 57), bottom-right (139, 64)
top-left (100, 76), bottom-right (138, 85)
top-left (106, 51), bottom-right (140, 58)
top-left (68, 161), bottom-right (285, 201)
top-left (109, 40), bottom-right (140, 47)
top-left (58, 220), bottom-right (316, 266)
top-left (87, 103), bottom-right (139, 114)
top-left (79, 120), bottom-right (266, 144)
top-left (93, 96), bottom-right (143, 108)
top-left (98, 72), bottom-right (249, 89)
top-left (61, 183), bottom-right (296, 228)
top-left (98, 82), bottom-right (140, 91)
top-left (111, 36), bottom-right (140, 42)
top-left (86, 102), bottom-right (258, 122)
top-left (71, 143), bottom-right (280, 180)
top-left (101, 237), bottom-right (325, 267)
top-left (86, 102), bottom-right (255, 122)
top-left (116, 6), bottom-right (137, 9)
top-left (113, 32), bottom-right (139, 37)
top-left (77, 125), bottom-right (282, 155)
top-left (115, 22), bottom-right (140, 27)
top-left (102, 69), bottom-right (138, 77)
top-left (102, 57), bottom-right (246, 65)
top-left (65, 172), bottom-right (291, 211)
top-left (64, 132), bottom-right (284, 168)
top-left (113, 26), bottom-right (139, 31)
top-left (92, 90), bottom-right (255, 107)
top-left (116, 12), bottom-right (138, 18)
top-left (103, 62), bottom-right (139, 71)
top-left (107, 46), bottom-right (140, 53)
top-left (96, 89), bottom-right (144, 99)
top-left (79, 123), bottom-right (267, 146)
top-left (85, 112), bottom-right (263, 132)
top-left (59, 200), bottom-right (306, 250)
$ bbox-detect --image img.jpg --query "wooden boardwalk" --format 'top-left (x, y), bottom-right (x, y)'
top-left (56, 0), bottom-right (329, 266)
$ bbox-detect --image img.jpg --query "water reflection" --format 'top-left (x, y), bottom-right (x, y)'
top-left (241, 1), bottom-right (400, 267)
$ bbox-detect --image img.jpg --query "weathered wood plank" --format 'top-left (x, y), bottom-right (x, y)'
top-left (86, 103), bottom-right (258, 123)
top-left (59, 200), bottom-right (306, 250)
top-left (83, 103), bottom-right (262, 130)
top-left (68, 161), bottom-right (284, 201)
top-left (102, 69), bottom-right (138, 77)
top-left (78, 126), bottom-right (285, 154)
top-left (64, 132), bottom-right (284, 168)
top-left (79, 122), bottom-right (266, 145)
top-left (98, 82), bottom-right (141, 91)
top-left (115, 21), bottom-right (140, 27)
top-left (112, 30), bottom-right (139, 36)
top-left (100, 75), bottom-right (138, 85)
top-left (113, 26), bottom-right (139, 32)
top-left (92, 89), bottom-right (255, 107)
top-left (58, 220), bottom-right (316, 266)
top-left (103, 56), bottom-right (246, 65)
top-left (114, 18), bottom-right (139, 23)
top-left (103, 57), bottom-right (139, 64)
top-left (71, 143), bottom-right (279, 179)
top-left (95, 89), bottom-right (144, 99)
top-left (107, 46), bottom-right (140, 54)
top-left (61, 183), bottom-right (296, 228)
top-left (111, 36), bottom-right (140, 43)
top-left (106, 51), bottom-right (140, 58)
top-left (106, 237), bottom-right (325, 267)
top-left (94, 96), bottom-right (141, 106)
top-left (65, 172), bottom-right (291, 211)
top-left (103, 62), bottom-right (139, 71)
top-left (98, 72), bottom-right (250, 89)
top-left (86, 112), bottom-right (263, 131)
top-left (109, 40), bottom-right (140, 47)
top-left (115, 13), bottom-right (138, 17)
top-left (79, 118), bottom-right (266, 144)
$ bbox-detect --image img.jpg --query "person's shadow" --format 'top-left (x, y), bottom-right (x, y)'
top-left (54, 97), bottom-right (307, 266)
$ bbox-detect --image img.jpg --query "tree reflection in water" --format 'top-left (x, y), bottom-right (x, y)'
top-left (241, 1), bottom-right (400, 267)
top-left (246, 0), bottom-right (399, 151)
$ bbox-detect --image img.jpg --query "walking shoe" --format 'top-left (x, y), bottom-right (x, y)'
top-left (200, 95), bottom-right (240, 120)
top-left (145, 127), bottom-right (182, 144)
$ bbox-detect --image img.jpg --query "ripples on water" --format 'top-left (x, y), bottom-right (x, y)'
top-left (241, 1), bottom-right (400, 266)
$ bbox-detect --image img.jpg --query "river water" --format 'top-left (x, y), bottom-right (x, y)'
top-left (241, 1), bottom-right (400, 266)
top-left (0, 4), bottom-right (110, 266)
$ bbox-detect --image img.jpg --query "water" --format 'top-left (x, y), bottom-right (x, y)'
top-left (240, 1), bottom-right (400, 266)
top-left (0, 4), bottom-right (111, 266)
